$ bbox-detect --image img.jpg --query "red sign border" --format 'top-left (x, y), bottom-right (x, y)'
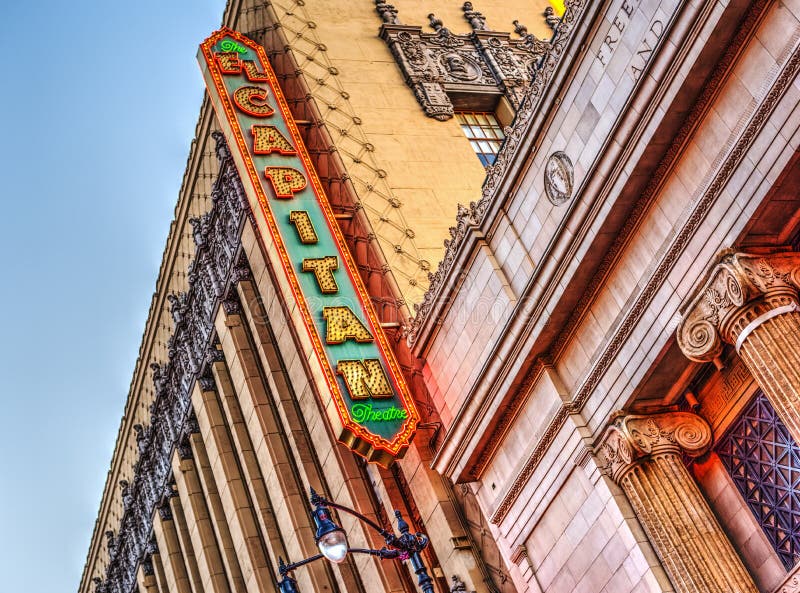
top-left (199, 28), bottom-right (419, 463)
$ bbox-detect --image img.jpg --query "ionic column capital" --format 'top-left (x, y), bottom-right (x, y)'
top-left (677, 250), bottom-right (800, 362)
top-left (597, 411), bottom-right (712, 483)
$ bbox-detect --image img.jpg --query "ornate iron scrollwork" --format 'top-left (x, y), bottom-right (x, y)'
top-left (93, 130), bottom-right (254, 593)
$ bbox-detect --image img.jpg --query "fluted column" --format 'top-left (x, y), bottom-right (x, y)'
top-left (597, 411), bottom-right (757, 593)
top-left (677, 251), bottom-right (800, 444)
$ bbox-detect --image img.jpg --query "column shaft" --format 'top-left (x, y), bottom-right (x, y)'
top-left (172, 451), bottom-right (232, 593)
top-left (621, 453), bottom-right (756, 593)
top-left (738, 309), bottom-right (800, 444)
top-left (152, 553), bottom-right (170, 593)
top-left (598, 412), bottom-right (758, 593)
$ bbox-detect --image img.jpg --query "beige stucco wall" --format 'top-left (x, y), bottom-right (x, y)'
top-left (232, 0), bottom-right (554, 306)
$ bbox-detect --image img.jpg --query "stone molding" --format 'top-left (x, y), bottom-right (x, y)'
top-left (403, 0), bottom-right (586, 344)
top-left (677, 251), bottom-right (800, 362)
top-left (596, 411), bottom-right (712, 483)
top-left (92, 132), bottom-right (250, 593)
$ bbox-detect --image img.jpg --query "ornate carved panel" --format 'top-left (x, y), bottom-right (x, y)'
top-left (376, 2), bottom-right (556, 120)
top-left (716, 392), bottom-right (800, 570)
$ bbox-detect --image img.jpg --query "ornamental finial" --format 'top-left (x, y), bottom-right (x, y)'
top-left (375, 0), bottom-right (400, 25)
top-left (462, 2), bottom-right (487, 31)
top-left (428, 13), bottom-right (444, 32)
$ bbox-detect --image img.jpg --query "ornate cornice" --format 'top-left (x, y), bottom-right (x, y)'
top-left (677, 251), bottom-right (800, 361)
top-left (377, 2), bottom-right (551, 121)
top-left (404, 0), bottom-right (585, 345)
top-left (596, 411), bottom-right (712, 483)
top-left (92, 131), bottom-right (250, 593)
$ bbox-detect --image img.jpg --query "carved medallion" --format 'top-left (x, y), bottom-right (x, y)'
top-left (441, 52), bottom-right (480, 81)
top-left (544, 151), bottom-right (574, 205)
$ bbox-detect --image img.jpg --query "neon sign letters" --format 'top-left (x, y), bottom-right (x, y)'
top-left (199, 28), bottom-right (419, 464)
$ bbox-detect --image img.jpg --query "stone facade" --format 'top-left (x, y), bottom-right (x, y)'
top-left (80, 1), bottom-right (800, 593)
top-left (412, 0), bottom-right (800, 591)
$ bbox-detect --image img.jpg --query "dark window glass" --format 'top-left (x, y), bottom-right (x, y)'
top-left (717, 392), bottom-right (800, 570)
top-left (455, 112), bottom-right (505, 167)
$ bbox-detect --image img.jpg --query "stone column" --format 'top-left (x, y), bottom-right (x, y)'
top-left (677, 251), bottom-right (800, 443)
top-left (597, 411), bottom-right (758, 593)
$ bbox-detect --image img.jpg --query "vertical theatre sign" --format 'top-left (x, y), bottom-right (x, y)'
top-left (199, 28), bottom-right (418, 465)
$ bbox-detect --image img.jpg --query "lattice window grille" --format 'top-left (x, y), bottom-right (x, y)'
top-left (716, 392), bottom-right (800, 570)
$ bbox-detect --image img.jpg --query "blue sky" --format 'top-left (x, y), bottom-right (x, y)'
top-left (0, 1), bottom-right (224, 591)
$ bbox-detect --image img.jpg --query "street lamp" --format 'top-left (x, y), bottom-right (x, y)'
top-left (276, 487), bottom-right (435, 593)
top-left (312, 501), bottom-right (348, 563)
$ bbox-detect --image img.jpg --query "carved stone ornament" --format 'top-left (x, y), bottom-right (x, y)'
top-left (779, 572), bottom-right (800, 593)
top-left (177, 435), bottom-right (193, 461)
top-left (462, 2), bottom-right (487, 31)
top-left (142, 556), bottom-right (155, 577)
top-left (597, 411), bottom-right (712, 483)
top-left (677, 251), bottom-right (800, 362)
top-left (450, 575), bottom-right (469, 593)
top-left (375, 0), bottom-right (399, 25)
top-left (543, 151), bottom-right (574, 205)
top-left (544, 7), bottom-right (561, 32)
top-left (403, 0), bottom-right (586, 345)
top-left (198, 374), bottom-right (216, 392)
top-left (376, 1), bottom-right (554, 119)
top-left (157, 502), bottom-right (173, 522)
top-left (93, 131), bottom-right (255, 593)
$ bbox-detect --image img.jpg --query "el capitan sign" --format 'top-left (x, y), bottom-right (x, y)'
top-left (198, 28), bottom-right (419, 464)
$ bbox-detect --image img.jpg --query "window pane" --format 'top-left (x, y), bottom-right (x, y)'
top-left (456, 111), bottom-right (504, 168)
top-left (472, 126), bottom-right (487, 138)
